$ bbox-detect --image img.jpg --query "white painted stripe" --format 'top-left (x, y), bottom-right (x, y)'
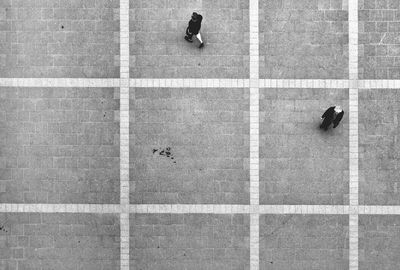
top-left (120, 0), bottom-right (130, 269)
top-left (348, 0), bottom-right (359, 269)
top-left (0, 78), bottom-right (399, 89)
top-left (130, 79), bottom-right (250, 88)
top-left (0, 78), bottom-right (120, 87)
top-left (0, 204), bottom-right (355, 214)
top-left (259, 205), bottom-right (350, 215)
top-left (250, 214), bottom-right (259, 270)
top-left (0, 204), bottom-right (121, 213)
top-left (120, 213), bottom-right (130, 270)
top-left (249, 0), bottom-right (260, 268)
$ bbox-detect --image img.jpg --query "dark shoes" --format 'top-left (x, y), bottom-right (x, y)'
top-left (184, 36), bottom-right (193, 42)
top-left (199, 43), bottom-right (204, 48)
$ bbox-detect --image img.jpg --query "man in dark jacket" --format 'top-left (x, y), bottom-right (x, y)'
top-left (320, 106), bottom-right (344, 130)
top-left (185, 12), bottom-right (204, 48)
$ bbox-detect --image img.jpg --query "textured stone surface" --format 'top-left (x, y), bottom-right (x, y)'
top-left (359, 0), bottom-right (400, 79)
top-left (130, 214), bottom-right (250, 270)
top-left (0, 0), bottom-right (119, 78)
top-left (0, 213), bottom-right (120, 270)
top-left (260, 88), bottom-right (349, 205)
top-left (0, 88), bottom-right (120, 203)
top-left (359, 215), bottom-right (400, 270)
top-left (260, 214), bottom-right (349, 270)
top-left (260, 0), bottom-right (349, 79)
top-left (130, 88), bottom-right (249, 204)
top-left (359, 89), bottom-right (400, 205)
top-left (129, 0), bottom-right (249, 78)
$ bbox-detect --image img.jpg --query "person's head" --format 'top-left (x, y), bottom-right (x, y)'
top-left (334, 106), bottom-right (342, 113)
top-left (191, 12), bottom-right (199, 22)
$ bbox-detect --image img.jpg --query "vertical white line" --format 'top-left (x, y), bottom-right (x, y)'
top-left (120, 0), bottom-right (130, 269)
top-left (348, 0), bottom-right (359, 269)
top-left (249, 0), bottom-right (259, 269)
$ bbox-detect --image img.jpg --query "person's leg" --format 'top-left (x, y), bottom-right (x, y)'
top-left (320, 118), bottom-right (331, 130)
top-left (185, 27), bottom-right (193, 42)
top-left (196, 33), bottom-right (204, 48)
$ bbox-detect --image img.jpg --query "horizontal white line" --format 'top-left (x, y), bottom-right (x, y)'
top-left (0, 78), bottom-right (399, 89)
top-left (0, 78), bottom-right (120, 87)
top-left (0, 204), bottom-right (121, 213)
top-left (1, 204), bottom-right (400, 215)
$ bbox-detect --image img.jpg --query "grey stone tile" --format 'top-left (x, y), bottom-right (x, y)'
top-left (0, 87), bottom-right (120, 204)
top-left (260, 88), bottom-right (349, 205)
top-left (359, 89), bottom-right (400, 205)
top-left (359, 1), bottom-right (400, 79)
top-left (129, 0), bottom-right (249, 78)
top-left (130, 214), bottom-right (250, 270)
top-left (0, 1), bottom-right (119, 77)
top-left (360, 215), bottom-right (400, 270)
top-left (260, 214), bottom-right (349, 270)
top-left (260, 0), bottom-right (349, 79)
top-left (0, 213), bottom-right (120, 270)
top-left (129, 88), bottom-right (249, 204)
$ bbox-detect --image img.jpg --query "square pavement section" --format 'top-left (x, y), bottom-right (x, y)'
top-left (0, 88), bottom-right (120, 204)
top-left (130, 214), bottom-right (250, 270)
top-left (0, 213), bottom-right (120, 270)
top-left (0, 0), bottom-right (120, 78)
top-left (130, 88), bottom-right (250, 204)
top-left (360, 215), bottom-right (400, 270)
top-left (260, 88), bottom-right (349, 205)
top-left (260, 214), bottom-right (349, 270)
top-left (359, 0), bottom-right (400, 79)
top-left (130, 0), bottom-right (249, 78)
top-left (260, 0), bottom-right (349, 79)
top-left (359, 89), bottom-right (400, 205)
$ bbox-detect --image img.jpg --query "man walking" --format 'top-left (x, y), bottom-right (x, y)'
top-left (320, 106), bottom-right (344, 130)
top-left (185, 12), bottom-right (204, 48)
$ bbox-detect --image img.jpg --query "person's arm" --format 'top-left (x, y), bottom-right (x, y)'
top-left (322, 107), bottom-right (334, 119)
top-left (333, 111), bottom-right (344, 128)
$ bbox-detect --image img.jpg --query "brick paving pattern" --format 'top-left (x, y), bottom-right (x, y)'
top-left (0, 88), bottom-right (120, 203)
top-left (359, 0), bottom-right (400, 79)
top-left (359, 215), bottom-right (400, 270)
top-left (0, 213), bottom-right (120, 270)
top-left (359, 89), bottom-right (400, 205)
top-left (129, 0), bottom-right (249, 78)
top-left (130, 88), bottom-right (249, 204)
top-left (130, 214), bottom-right (250, 270)
top-left (0, 0), bottom-right (120, 78)
top-left (259, 0), bottom-right (349, 79)
top-left (1, 0), bottom-right (400, 269)
top-left (260, 88), bottom-right (349, 205)
top-left (260, 214), bottom-right (349, 270)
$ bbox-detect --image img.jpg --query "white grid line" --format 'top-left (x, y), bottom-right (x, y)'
top-left (3, 204), bottom-right (400, 215)
top-left (0, 204), bottom-right (355, 214)
top-left (349, 0), bottom-right (359, 268)
top-left (120, 0), bottom-right (130, 269)
top-left (0, 0), bottom-right (400, 269)
top-left (1, 78), bottom-right (400, 89)
top-left (249, 0), bottom-right (259, 268)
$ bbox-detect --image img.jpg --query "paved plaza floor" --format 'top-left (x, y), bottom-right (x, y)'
top-left (0, 0), bottom-right (400, 269)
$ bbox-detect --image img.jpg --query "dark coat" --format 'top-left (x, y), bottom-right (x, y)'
top-left (321, 106), bottom-right (344, 128)
top-left (188, 14), bottom-right (203, 34)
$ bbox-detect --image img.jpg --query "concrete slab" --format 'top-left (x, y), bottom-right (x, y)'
top-left (0, 87), bottom-right (120, 204)
top-left (129, 0), bottom-right (250, 78)
top-left (359, 89), bottom-right (400, 205)
top-left (0, 0), bottom-right (120, 77)
top-left (260, 214), bottom-right (349, 270)
top-left (259, 0), bottom-right (349, 79)
top-left (260, 88), bottom-right (349, 205)
top-left (129, 87), bottom-right (250, 204)
top-left (130, 213), bottom-right (250, 270)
